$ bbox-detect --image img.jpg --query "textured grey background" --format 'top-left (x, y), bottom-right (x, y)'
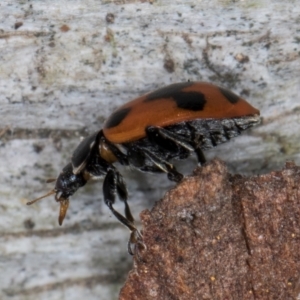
top-left (0, 0), bottom-right (299, 299)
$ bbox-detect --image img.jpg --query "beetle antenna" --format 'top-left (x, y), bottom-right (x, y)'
top-left (26, 190), bottom-right (56, 205)
top-left (46, 178), bottom-right (56, 183)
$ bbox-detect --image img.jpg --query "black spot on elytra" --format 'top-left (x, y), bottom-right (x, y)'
top-left (105, 107), bottom-right (131, 129)
top-left (173, 91), bottom-right (206, 111)
top-left (146, 82), bottom-right (194, 101)
top-left (145, 82), bottom-right (206, 111)
top-left (219, 87), bottom-right (240, 104)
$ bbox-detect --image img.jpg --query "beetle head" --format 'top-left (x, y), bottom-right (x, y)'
top-left (27, 162), bottom-right (87, 225)
top-left (54, 162), bottom-right (87, 201)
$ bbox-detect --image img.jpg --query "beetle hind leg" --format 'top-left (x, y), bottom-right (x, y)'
top-left (193, 145), bottom-right (206, 165)
top-left (127, 146), bottom-right (183, 183)
top-left (143, 149), bottom-right (183, 182)
top-left (185, 123), bottom-right (207, 165)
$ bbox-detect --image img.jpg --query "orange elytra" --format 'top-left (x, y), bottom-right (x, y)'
top-left (103, 82), bottom-right (259, 144)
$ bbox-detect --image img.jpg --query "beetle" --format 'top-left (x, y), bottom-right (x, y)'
top-left (27, 81), bottom-right (260, 254)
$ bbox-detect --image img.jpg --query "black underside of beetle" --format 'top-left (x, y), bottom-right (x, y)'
top-left (122, 115), bottom-right (260, 173)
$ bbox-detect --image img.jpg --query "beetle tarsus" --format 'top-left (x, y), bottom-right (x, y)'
top-left (167, 170), bottom-right (183, 183)
top-left (128, 228), bottom-right (146, 256)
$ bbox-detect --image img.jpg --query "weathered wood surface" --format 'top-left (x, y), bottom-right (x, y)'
top-left (0, 1), bottom-right (299, 299)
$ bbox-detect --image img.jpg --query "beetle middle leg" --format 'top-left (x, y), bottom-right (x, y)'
top-left (103, 169), bottom-right (144, 254)
top-left (127, 146), bottom-right (184, 182)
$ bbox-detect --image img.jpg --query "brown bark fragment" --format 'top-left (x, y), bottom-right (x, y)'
top-left (119, 159), bottom-right (300, 300)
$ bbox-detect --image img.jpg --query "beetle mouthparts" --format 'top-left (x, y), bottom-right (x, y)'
top-left (26, 190), bottom-right (56, 205)
top-left (27, 189), bottom-right (69, 226)
top-left (58, 199), bottom-right (69, 226)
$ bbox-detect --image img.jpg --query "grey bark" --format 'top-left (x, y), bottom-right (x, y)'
top-left (0, 1), bottom-right (299, 299)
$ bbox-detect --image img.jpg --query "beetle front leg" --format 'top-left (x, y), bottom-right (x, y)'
top-left (103, 169), bottom-right (136, 230)
top-left (103, 169), bottom-right (144, 254)
top-left (115, 170), bottom-right (134, 223)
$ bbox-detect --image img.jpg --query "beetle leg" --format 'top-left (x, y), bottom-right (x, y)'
top-left (128, 228), bottom-right (146, 256)
top-left (103, 169), bottom-right (144, 254)
top-left (193, 147), bottom-right (206, 165)
top-left (103, 169), bottom-right (135, 229)
top-left (134, 147), bottom-right (183, 183)
top-left (115, 171), bottom-right (134, 223)
top-left (186, 123), bottom-right (207, 165)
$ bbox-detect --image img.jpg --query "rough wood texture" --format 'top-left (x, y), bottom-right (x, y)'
top-left (1, 0), bottom-right (299, 299)
top-left (120, 159), bottom-right (300, 300)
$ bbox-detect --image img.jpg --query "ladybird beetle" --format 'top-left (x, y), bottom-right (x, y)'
top-left (28, 81), bottom-right (260, 254)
